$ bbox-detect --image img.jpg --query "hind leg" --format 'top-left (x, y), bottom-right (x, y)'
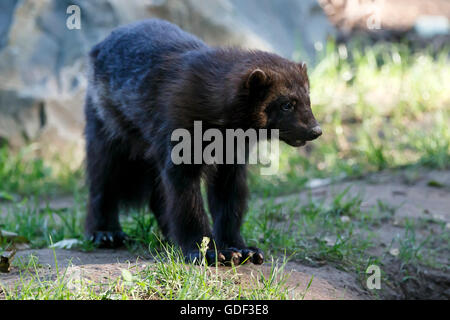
top-left (85, 146), bottom-right (129, 248)
top-left (84, 107), bottom-right (128, 248)
top-left (86, 183), bottom-right (129, 249)
top-left (149, 173), bottom-right (170, 240)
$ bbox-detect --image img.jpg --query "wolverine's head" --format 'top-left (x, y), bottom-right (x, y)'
top-left (244, 59), bottom-right (322, 147)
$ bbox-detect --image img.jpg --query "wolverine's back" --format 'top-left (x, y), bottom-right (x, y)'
top-left (88, 19), bottom-right (207, 90)
top-left (86, 19), bottom-right (209, 141)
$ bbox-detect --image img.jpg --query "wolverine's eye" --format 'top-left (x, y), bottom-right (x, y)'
top-left (281, 101), bottom-right (295, 112)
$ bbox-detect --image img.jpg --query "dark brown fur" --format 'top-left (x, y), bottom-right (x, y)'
top-left (84, 19), bottom-right (321, 264)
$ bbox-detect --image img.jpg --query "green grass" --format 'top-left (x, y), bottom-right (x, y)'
top-left (0, 41), bottom-right (448, 201)
top-left (241, 188), bottom-right (448, 298)
top-left (0, 40), bottom-right (449, 300)
top-left (243, 189), bottom-right (380, 270)
top-left (249, 41), bottom-right (450, 196)
top-left (0, 144), bottom-right (83, 197)
top-left (389, 218), bottom-right (449, 270)
top-left (1, 193), bottom-right (86, 248)
top-left (0, 242), bottom-right (303, 300)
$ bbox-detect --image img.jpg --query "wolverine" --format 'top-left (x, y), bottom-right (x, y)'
top-left (84, 19), bottom-right (322, 265)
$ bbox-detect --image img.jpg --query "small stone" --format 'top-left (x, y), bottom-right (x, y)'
top-left (389, 248), bottom-right (400, 256)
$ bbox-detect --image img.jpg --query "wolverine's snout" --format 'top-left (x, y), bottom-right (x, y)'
top-left (308, 126), bottom-right (322, 140)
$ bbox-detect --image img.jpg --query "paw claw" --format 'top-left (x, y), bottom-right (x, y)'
top-left (88, 231), bottom-right (129, 249)
top-left (185, 247), bottom-right (264, 266)
top-left (253, 252), bottom-right (264, 265)
top-left (233, 251), bottom-right (242, 259)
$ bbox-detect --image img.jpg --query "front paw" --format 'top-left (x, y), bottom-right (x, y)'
top-left (88, 231), bottom-right (129, 249)
top-left (185, 247), bottom-right (264, 266)
top-left (240, 247), bottom-right (264, 265)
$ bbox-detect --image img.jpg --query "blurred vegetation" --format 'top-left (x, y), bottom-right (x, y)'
top-left (0, 144), bottom-right (83, 198)
top-left (1, 40), bottom-right (449, 300)
top-left (0, 40), bottom-right (448, 243)
top-left (250, 41), bottom-right (450, 196)
top-left (0, 41), bottom-right (448, 199)
top-left (2, 243), bottom-right (298, 300)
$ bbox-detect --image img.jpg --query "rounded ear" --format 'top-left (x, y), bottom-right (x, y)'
top-left (245, 68), bottom-right (268, 89)
top-left (298, 62), bottom-right (310, 90)
top-left (298, 62), bottom-right (308, 75)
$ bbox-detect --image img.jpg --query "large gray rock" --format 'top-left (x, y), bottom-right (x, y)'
top-left (0, 0), bottom-right (334, 158)
top-left (147, 0), bottom-right (334, 61)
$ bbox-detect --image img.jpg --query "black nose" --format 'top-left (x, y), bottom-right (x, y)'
top-left (309, 126), bottom-right (322, 139)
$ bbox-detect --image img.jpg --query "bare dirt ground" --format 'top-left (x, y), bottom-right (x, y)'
top-left (276, 168), bottom-right (450, 299)
top-left (1, 168), bottom-right (449, 300)
top-left (0, 248), bottom-right (369, 300)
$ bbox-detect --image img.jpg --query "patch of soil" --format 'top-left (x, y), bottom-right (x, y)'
top-left (274, 168), bottom-right (450, 299)
top-left (282, 262), bottom-right (371, 300)
top-left (0, 248), bottom-right (368, 300)
top-left (381, 257), bottom-right (450, 300)
top-left (1, 169), bottom-right (448, 300)
top-left (278, 169), bottom-right (450, 224)
top-left (0, 249), bottom-right (140, 288)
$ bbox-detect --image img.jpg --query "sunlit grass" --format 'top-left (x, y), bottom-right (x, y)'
top-left (243, 190), bottom-right (379, 270)
top-left (249, 41), bottom-right (450, 196)
top-left (1, 41), bottom-right (448, 199)
top-left (1, 194), bottom-right (86, 248)
top-left (0, 243), bottom-right (302, 300)
top-left (0, 40), bottom-right (449, 300)
top-left (0, 144), bottom-right (84, 197)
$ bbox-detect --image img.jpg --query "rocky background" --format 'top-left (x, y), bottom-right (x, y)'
top-left (0, 0), bottom-right (448, 163)
top-left (0, 0), bottom-right (334, 162)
